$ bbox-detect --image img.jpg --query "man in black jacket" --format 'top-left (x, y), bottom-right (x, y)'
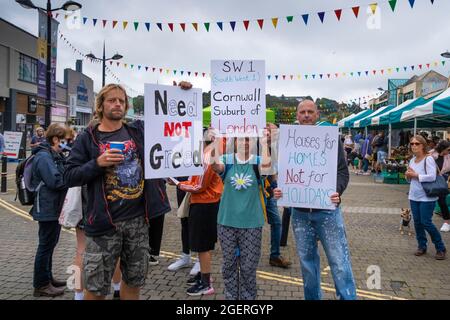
top-left (64, 83), bottom-right (189, 299)
top-left (274, 100), bottom-right (356, 300)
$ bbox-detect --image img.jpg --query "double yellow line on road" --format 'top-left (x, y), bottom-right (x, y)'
top-left (0, 198), bottom-right (406, 300)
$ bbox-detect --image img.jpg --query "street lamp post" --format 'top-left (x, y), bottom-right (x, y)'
top-left (86, 41), bottom-right (123, 87)
top-left (16, 0), bottom-right (82, 128)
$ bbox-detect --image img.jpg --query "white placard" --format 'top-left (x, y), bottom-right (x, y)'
top-left (277, 125), bottom-right (339, 210)
top-left (4, 131), bottom-right (23, 159)
top-left (211, 60), bottom-right (265, 137)
top-left (144, 84), bottom-right (203, 179)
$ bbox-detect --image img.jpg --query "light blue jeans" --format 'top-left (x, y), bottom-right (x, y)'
top-left (292, 207), bottom-right (356, 300)
top-left (266, 198), bottom-right (282, 258)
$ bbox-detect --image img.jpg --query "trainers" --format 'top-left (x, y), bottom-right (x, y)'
top-left (440, 223), bottom-right (450, 232)
top-left (149, 255), bottom-right (159, 266)
top-left (168, 254), bottom-right (191, 271)
top-left (189, 261), bottom-right (200, 275)
top-left (187, 272), bottom-right (201, 286)
top-left (186, 281), bottom-right (215, 296)
top-left (113, 290), bottom-right (120, 300)
top-left (269, 256), bottom-right (292, 268)
top-left (436, 250), bottom-right (447, 260)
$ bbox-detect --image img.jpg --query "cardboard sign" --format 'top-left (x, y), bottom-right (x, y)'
top-left (4, 131), bottom-right (23, 159)
top-left (211, 60), bottom-right (265, 137)
top-left (144, 84), bottom-right (203, 179)
top-left (277, 125), bottom-right (339, 210)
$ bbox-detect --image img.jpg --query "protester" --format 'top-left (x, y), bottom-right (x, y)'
top-left (406, 135), bottom-right (446, 260)
top-left (273, 100), bottom-right (357, 300)
top-left (177, 128), bottom-right (224, 296)
top-left (358, 133), bottom-right (373, 175)
top-left (30, 127), bottom-right (46, 149)
top-left (31, 123), bottom-right (68, 297)
top-left (429, 140), bottom-right (450, 232)
top-left (212, 136), bottom-right (271, 300)
top-left (343, 134), bottom-right (354, 165)
top-left (64, 83), bottom-right (193, 299)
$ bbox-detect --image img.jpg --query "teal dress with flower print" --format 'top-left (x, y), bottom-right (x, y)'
top-left (217, 154), bottom-right (265, 229)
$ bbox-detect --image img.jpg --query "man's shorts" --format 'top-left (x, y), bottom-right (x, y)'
top-left (377, 151), bottom-right (387, 164)
top-left (83, 215), bottom-right (150, 296)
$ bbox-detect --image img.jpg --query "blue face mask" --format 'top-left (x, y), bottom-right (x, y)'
top-left (59, 140), bottom-right (71, 151)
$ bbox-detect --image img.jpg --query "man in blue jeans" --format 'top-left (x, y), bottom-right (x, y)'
top-left (274, 99), bottom-right (356, 300)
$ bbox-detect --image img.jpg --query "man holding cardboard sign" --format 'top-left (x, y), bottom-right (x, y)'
top-left (273, 99), bottom-right (356, 300)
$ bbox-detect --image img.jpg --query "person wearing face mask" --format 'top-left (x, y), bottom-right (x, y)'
top-left (30, 123), bottom-right (69, 297)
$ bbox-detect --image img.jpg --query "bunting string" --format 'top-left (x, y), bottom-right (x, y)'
top-left (56, 0), bottom-right (436, 33)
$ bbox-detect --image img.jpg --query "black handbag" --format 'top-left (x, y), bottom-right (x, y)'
top-left (421, 157), bottom-right (449, 197)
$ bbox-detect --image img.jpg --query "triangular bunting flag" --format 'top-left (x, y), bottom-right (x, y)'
top-left (173, 70), bottom-right (176, 75)
top-left (358, 71), bottom-right (361, 76)
top-left (83, 17), bottom-right (88, 25)
top-left (188, 71), bottom-right (191, 76)
top-left (112, 20), bottom-right (118, 28)
top-left (396, 67), bottom-right (400, 72)
top-left (180, 23), bottom-right (186, 32)
top-left (286, 16), bottom-right (294, 23)
top-left (202, 73), bottom-right (205, 77)
top-left (403, 66), bottom-right (407, 71)
top-left (102, 20), bottom-right (107, 28)
top-left (109, 61), bottom-right (112, 65)
top-left (335, 73), bottom-right (338, 78)
top-left (442, 61), bottom-right (446, 66)
top-left (418, 64), bottom-right (422, 69)
top-left (381, 69), bottom-right (384, 74)
top-left (145, 22), bottom-right (150, 31)
top-left (230, 21), bottom-right (236, 31)
top-left (168, 23), bottom-right (174, 32)
top-left (430, 0), bottom-right (435, 4)
top-left (192, 23), bottom-right (198, 31)
top-left (275, 75), bottom-right (278, 80)
top-left (268, 75), bottom-right (271, 80)
top-left (157, 23), bottom-right (163, 31)
top-left (152, 67), bottom-right (156, 72)
top-left (272, 18), bottom-right (278, 28)
top-left (204, 23), bottom-right (210, 32)
top-left (369, 3), bottom-right (378, 15)
top-left (352, 6), bottom-right (360, 18)
top-left (312, 74), bottom-right (316, 79)
top-left (320, 74), bottom-right (323, 79)
top-left (116, 62), bottom-right (120, 66)
top-left (302, 14), bottom-right (309, 25)
top-left (195, 72), bottom-right (198, 77)
top-left (166, 70), bottom-right (170, 74)
top-left (372, 70), bottom-right (376, 75)
top-left (130, 65), bottom-right (134, 69)
top-left (297, 75), bottom-right (301, 80)
top-left (159, 68), bottom-right (163, 73)
top-left (145, 66), bottom-right (148, 71)
top-left (365, 71), bottom-right (369, 76)
top-left (388, 0), bottom-right (397, 12)
top-left (318, 12), bottom-right (325, 23)
top-left (138, 66), bottom-right (141, 70)
top-left (327, 74), bottom-right (330, 78)
top-left (243, 20), bottom-right (250, 30)
top-left (134, 22), bottom-right (139, 31)
top-left (334, 9), bottom-right (342, 21)
top-left (408, 0), bottom-right (415, 8)
top-left (388, 68), bottom-right (392, 73)
top-left (217, 22), bottom-right (223, 31)
top-left (257, 19), bottom-right (264, 29)
top-left (124, 64), bottom-right (128, 68)
top-left (123, 21), bottom-right (128, 30)
top-left (282, 75), bottom-right (286, 80)
top-left (350, 72), bottom-right (354, 76)
top-left (290, 75), bottom-right (294, 80)
top-left (181, 71), bottom-right (184, 75)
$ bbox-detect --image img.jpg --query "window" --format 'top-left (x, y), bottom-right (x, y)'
top-left (19, 53), bottom-right (38, 83)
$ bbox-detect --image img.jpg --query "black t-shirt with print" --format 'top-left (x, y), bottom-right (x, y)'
top-left (97, 126), bottom-right (145, 222)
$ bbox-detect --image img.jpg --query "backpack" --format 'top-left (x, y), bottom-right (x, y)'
top-left (15, 155), bottom-right (41, 206)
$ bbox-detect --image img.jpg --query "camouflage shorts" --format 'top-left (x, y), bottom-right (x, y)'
top-left (83, 215), bottom-right (150, 296)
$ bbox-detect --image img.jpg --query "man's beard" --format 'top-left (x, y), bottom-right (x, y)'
top-left (104, 110), bottom-right (124, 120)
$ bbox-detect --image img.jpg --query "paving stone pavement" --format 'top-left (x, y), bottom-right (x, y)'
top-left (0, 164), bottom-right (449, 300)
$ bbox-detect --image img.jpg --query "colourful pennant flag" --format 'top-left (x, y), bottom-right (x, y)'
top-left (282, 75), bottom-right (286, 80)
top-left (257, 19), bottom-right (264, 29)
top-left (396, 67), bottom-right (400, 72)
top-left (112, 20), bottom-right (118, 28)
top-left (180, 23), bottom-right (186, 32)
top-left (134, 22), bottom-right (139, 31)
top-left (286, 16), bottom-right (294, 23)
top-left (268, 75), bottom-right (271, 80)
top-left (168, 23), bottom-right (174, 32)
top-left (83, 17), bottom-right (88, 25)
top-left (272, 18), bottom-right (278, 28)
top-left (192, 23), bottom-right (198, 31)
top-left (230, 21), bottom-right (236, 31)
top-left (318, 12), bottom-right (325, 23)
top-left (102, 20), bottom-right (107, 28)
top-left (334, 9), bottom-right (342, 21)
top-left (302, 14), bottom-right (309, 25)
top-left (369, 3), bottom-right (378, 15)
top-left (123, 21), bottom-right (128, 30)
top-left (388, 0), bottom-right (397, 12)
top-left (204, 22), bottom-right (210, 32)
top-left (145, 66), bottom-right (148, 71)
top-left (217, 22), bottom-right (223, 31)
top-left (145, 22), bottom-right (150, 31)
top-left (195, 72), bottom-right (198, 77)
top-left (352, 6), bottom-right (360, 18)
top-left (188, 71), bottom-right (191, 76)
top-left (275, 75), bottom-right (278, 80)
top-left (243, 20), bottom-right (250, 30)
top-left (408, 0), bottom-right (415, 8)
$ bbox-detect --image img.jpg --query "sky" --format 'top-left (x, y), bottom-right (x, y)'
top-left (2, 0), bottom-right (450, 103)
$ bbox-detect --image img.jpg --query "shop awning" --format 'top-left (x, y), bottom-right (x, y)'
top-left (401, 87), bottom-right (450, 121)
top-left (343, 109), bottom-right (373, 128)
top-left (353, 105), bottom-right (394, 128)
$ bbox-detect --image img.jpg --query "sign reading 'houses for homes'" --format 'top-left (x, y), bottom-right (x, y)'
top-left (211, 60), bottom-right (266, 137)
top-left (144, 84), bottom-right (203, 179)
top-left (277, 125), bottom-right (339, 210)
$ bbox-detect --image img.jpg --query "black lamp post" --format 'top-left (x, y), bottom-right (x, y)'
top-left (86, 42), bottom-right (123, 87)
top-left (16, 0), bottom-right (82, 128)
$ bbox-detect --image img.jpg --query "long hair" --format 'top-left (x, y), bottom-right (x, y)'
top-left (94, 84), bottom-right (129, 121)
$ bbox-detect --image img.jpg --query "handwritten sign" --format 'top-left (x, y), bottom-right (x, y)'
top-left (277, 125), bottom-right (339, 210)
top-left (144, 84), bottom-right (203, 179)
top-left (211, 60), bottom-right (265, 137)
top-left (4, 131), bottom-right (23, 159)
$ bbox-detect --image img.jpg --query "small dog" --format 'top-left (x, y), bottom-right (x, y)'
top-left (400, 208), bottom-right (413, 236)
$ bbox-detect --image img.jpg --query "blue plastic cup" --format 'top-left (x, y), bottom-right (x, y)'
top-left (109, 141), bottom-right (125, 154)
